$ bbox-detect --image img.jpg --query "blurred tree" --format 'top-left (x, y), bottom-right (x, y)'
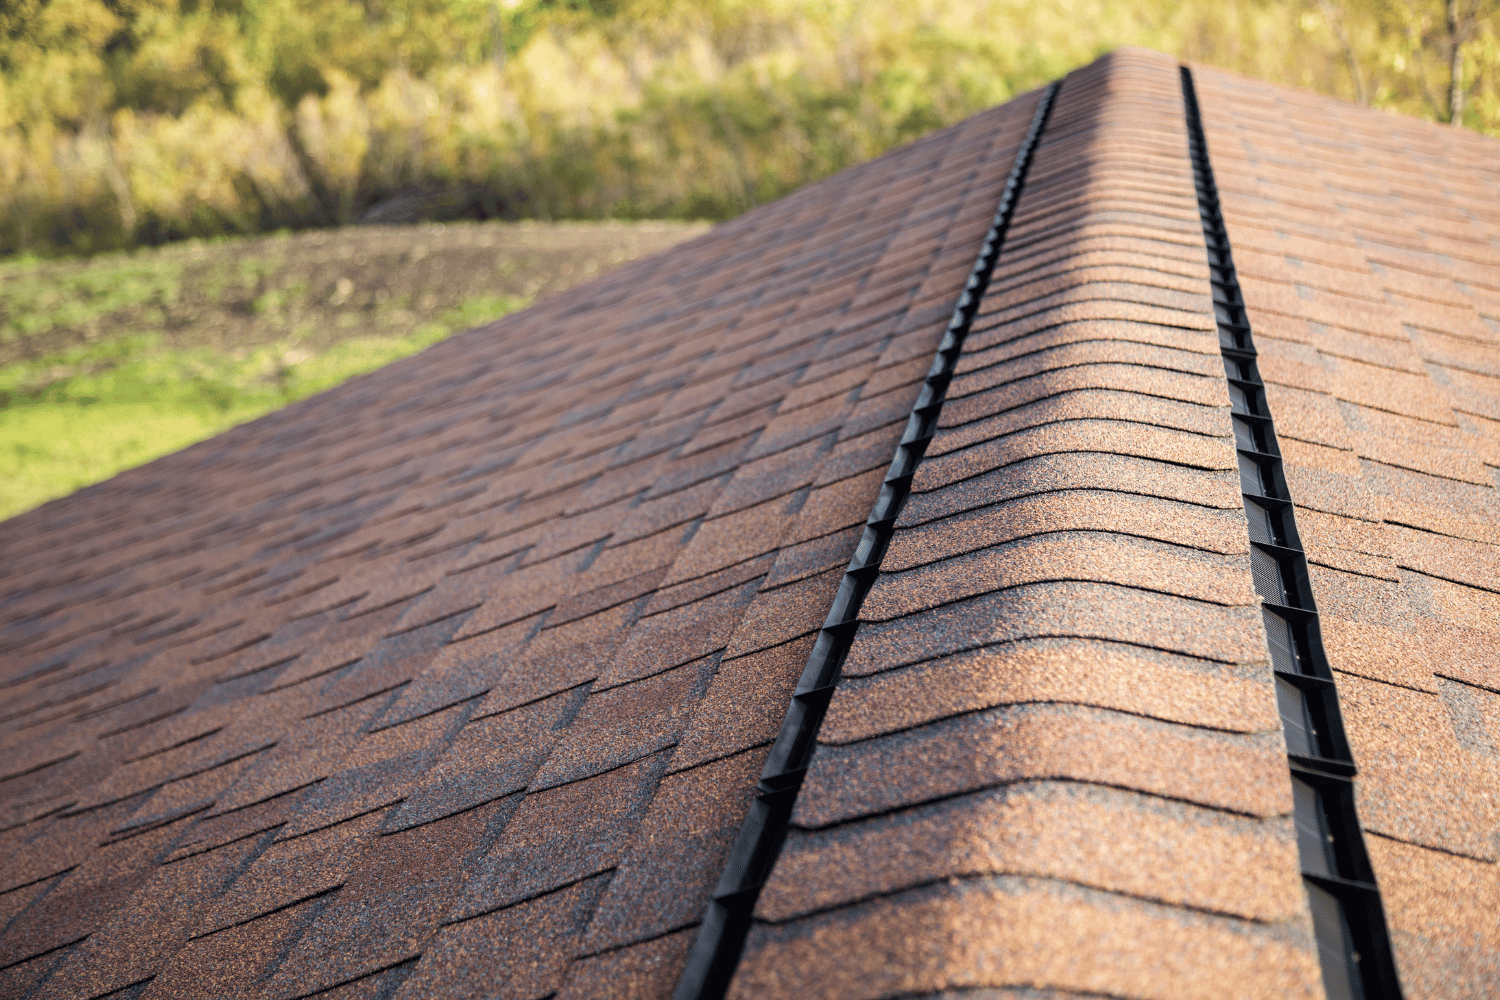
top-left (1, 0), bottom-right (1496, 256)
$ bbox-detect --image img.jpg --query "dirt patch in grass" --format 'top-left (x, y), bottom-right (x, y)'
top-left (1, 219), bottom-right (708, 371)
top-left (0, 219), bottom-right (708, 519)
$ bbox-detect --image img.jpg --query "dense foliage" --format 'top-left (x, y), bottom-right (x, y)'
top-left (2, 0), bottom-right (1496, 256)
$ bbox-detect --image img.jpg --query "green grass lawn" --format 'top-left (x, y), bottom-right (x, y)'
top-left (0, 294), bottom-right (527, 520)
top-left (0, 219), bottom-right (704, 522)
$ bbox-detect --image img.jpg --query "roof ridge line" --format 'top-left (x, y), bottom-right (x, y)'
top-left (668, 79), bottom-right (1063, 1000)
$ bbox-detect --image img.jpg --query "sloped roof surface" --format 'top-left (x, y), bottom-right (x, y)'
top-left (1195, 63), bottom-right (1500, 997)
top-left (0, 82), bottom-right (1040, 999)
top-left (2, 46), bottom-right (1498, 1000)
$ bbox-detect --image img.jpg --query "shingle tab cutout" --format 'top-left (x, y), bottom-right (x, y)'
top-left (2, 46), bottom-right (1498, 1000)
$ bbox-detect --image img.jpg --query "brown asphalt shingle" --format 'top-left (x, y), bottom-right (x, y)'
top-left (2, 43), bottom-right (1497, 1000)
top-left (0, 76), bottom-right (1045, 999)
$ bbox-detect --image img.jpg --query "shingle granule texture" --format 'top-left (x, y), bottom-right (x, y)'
top-left (732, 49), bottom-right (1323, 1000)
top-left (0, 84), bottom-right (1042, 1000)
top-left (2, 46), bottom-right (1498, 1000)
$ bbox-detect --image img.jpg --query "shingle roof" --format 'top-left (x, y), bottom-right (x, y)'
top-left (1193, 58), bottom-right (1500, 1000)
top-left (2, 46), bottom-right (1497, 1000)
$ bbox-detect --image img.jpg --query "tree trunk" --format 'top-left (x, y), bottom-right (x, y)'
top-left (102, 119), bottom-right (138, 237)
top-left (1447, 0), bottom-right (1464, 125)
top-left (1318, 0), bottom-right (1367, 106)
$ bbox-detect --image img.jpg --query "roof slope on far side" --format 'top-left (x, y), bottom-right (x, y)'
top-left (1196, 62), bottom-right (1500, 997)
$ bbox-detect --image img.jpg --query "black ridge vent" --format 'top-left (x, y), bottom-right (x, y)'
top-left (1180, 65), bottom-right (1404, 1000)
top-left (670, 81), bottom-right (1061, 1000)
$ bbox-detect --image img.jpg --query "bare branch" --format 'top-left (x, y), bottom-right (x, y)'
top-left (1448, 0), bottom-right (1464, 123)
top-left (1318, 0), bottom-right (1368, 105)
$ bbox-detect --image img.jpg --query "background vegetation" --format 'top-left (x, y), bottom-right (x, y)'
top-left (0, 219), bottom-right (703, 519)
top-left (2, 0), bottom-right (1496, 259)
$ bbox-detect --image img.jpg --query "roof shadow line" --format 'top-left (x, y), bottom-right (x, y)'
top-left (880, 524), bottom-right (1249, 574)
top-left (787, 772), bottom-right (1290, 839)
top-left (939, 381), bottom-right (1227, 425)
top-left (914, 445), bottom-right (1237, 492)
top-left (843, 628), bottom-right (1250, 683)
top-left (956, 339), bottom-right (1222, 379)
top-left (928, 407), bottom-right (1234, 452)
top-left (898, 484), bottom-right (1248, 531)
top-left (753, 863), bottom-right (1296, 932)
top-left (816, 694), bottom-right (1280, 750)
top-left (860, 571), bottom-right (1261, 621)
